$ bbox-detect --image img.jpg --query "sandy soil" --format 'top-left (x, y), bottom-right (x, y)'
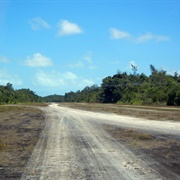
top-left (21, 103), bottom-right (180, 180)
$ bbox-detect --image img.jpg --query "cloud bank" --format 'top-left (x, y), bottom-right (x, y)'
top-left (34, 70), bottom-right (94, 89)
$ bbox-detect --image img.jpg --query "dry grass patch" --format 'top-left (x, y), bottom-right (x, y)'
top-left (103, 125), bottom-right (180, 149)
top-left (103, 124), bottom-right (180, 177)
top-left (123, 129), bottom-right (154, 140)
top-left (20, 102), bottom-right (48, 107)
top-left (103, 125), bottom-right (157, 148)
top-left (0, 105), bottom-right (45, 179)
top-left (61, 103), bottom-right (180, 121)
top-left (0, 140), bottom-right (6, 151)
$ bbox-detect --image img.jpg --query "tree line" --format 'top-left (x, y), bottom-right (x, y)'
top-left (1, 65), bottom-right (180, 106)
top-left (0, 83), bottom-right (43, 104)
top-left (44, 65), bottom-right (180, 106)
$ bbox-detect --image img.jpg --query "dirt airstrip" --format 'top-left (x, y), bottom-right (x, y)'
top-left (0, 103), bottom-right (180, 179)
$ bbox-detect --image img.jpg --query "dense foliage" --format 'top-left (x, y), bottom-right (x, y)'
top-left (1, 65), bottom-right (180, 106)
top-left (43, 94), bottom-right (64, 102)
top-left (0, 83), bottom-right (43, 104)
top-left (50, 65), bottom-right (180, 106)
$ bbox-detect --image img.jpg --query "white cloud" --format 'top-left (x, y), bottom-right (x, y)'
top-left (58, 20), bottom-right (83, 36)
top-left (34, 70), bottom-right (94, 89)
top-left (136, 32), bottom-right (153, 43)
top-left (109, 28), bottom-right (131, 39)
top-left (0, 69), bottom-right (22, 86)
top-left (29, 17), bottom-right (51, 30)
top-left (63, 71), bottom-right (78, 80)
top-left (83, 56), bottom-right (92, 63)
top-left (25, 53), bottom-right (53, 67)
top-left (136, 32), bottom-right (170, 43)
top-left (35, 70), bottom-right (64, 87)
top-left (109, 28), bottom-right (170, 43)
top-left (0, 56), bottom-right (9, 63)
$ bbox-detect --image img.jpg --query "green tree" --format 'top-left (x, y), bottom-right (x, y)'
top-left (131, 63), bottom-right (138, 76)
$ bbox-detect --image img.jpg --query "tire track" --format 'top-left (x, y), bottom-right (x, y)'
top-left (21, 104), bottom-right (167, 179)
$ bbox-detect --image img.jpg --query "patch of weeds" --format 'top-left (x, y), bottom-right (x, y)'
top-left (103, 124), bottom-right (180, 177)
top-left (104, 125), bottom-right (155, 142)
top-left (0, 106), bottom-right (24, 113)
top-left (134, 133), bottom-right (155, 140)
top-left (103, 125), bottom-right (180, 150)
top-left (0, 105), bottom-right (45, 179)
top-left (20, 102), bottom-right (48, 107)
top-left (0, 140), bottom-right (6, 151)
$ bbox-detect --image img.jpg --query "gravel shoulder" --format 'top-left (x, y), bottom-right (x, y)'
top-left (21, 104), bottom-right (180, 179)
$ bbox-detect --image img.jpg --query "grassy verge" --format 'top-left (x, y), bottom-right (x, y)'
top-left (19, 102), bottom-right (48, 107)
top-left (0, 105), bottom-right (45, 179)
top-left (60, 103), bottom-right (180, 121)
top-left (103, 125), bottom-right (180, 177)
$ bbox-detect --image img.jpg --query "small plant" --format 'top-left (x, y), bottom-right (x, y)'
top-left (135, 133), bottom-right (154, 140)
top-left (124, 129), bottom-right (155, 140)
top-left (0, 140), bottom-right (6, 151)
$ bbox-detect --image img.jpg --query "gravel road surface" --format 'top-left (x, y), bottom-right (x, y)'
top-left (21, 103), bottom-right (180, 180)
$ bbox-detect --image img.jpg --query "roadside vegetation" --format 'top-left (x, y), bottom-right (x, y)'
top-left (1, 64), bottom-right (180, 106)
top-left (0, 105), bottom-right (45, 179)
top-left (44, 65), bottom-right (180, 106)
top-left (103, 125), bottom-right (180, 177)
top-left (0, 83), bottom-right (44, 105)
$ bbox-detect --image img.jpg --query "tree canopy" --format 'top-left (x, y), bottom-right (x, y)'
top-left (1, 65), bottom-right (180, 106)
top-left (51, 65), bottom-right (180, 106)
top-left (0, 83), bottom-right (43, 104)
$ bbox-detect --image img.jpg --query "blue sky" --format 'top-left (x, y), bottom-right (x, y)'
top-left (0, 0), bottom-right (180, 96)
